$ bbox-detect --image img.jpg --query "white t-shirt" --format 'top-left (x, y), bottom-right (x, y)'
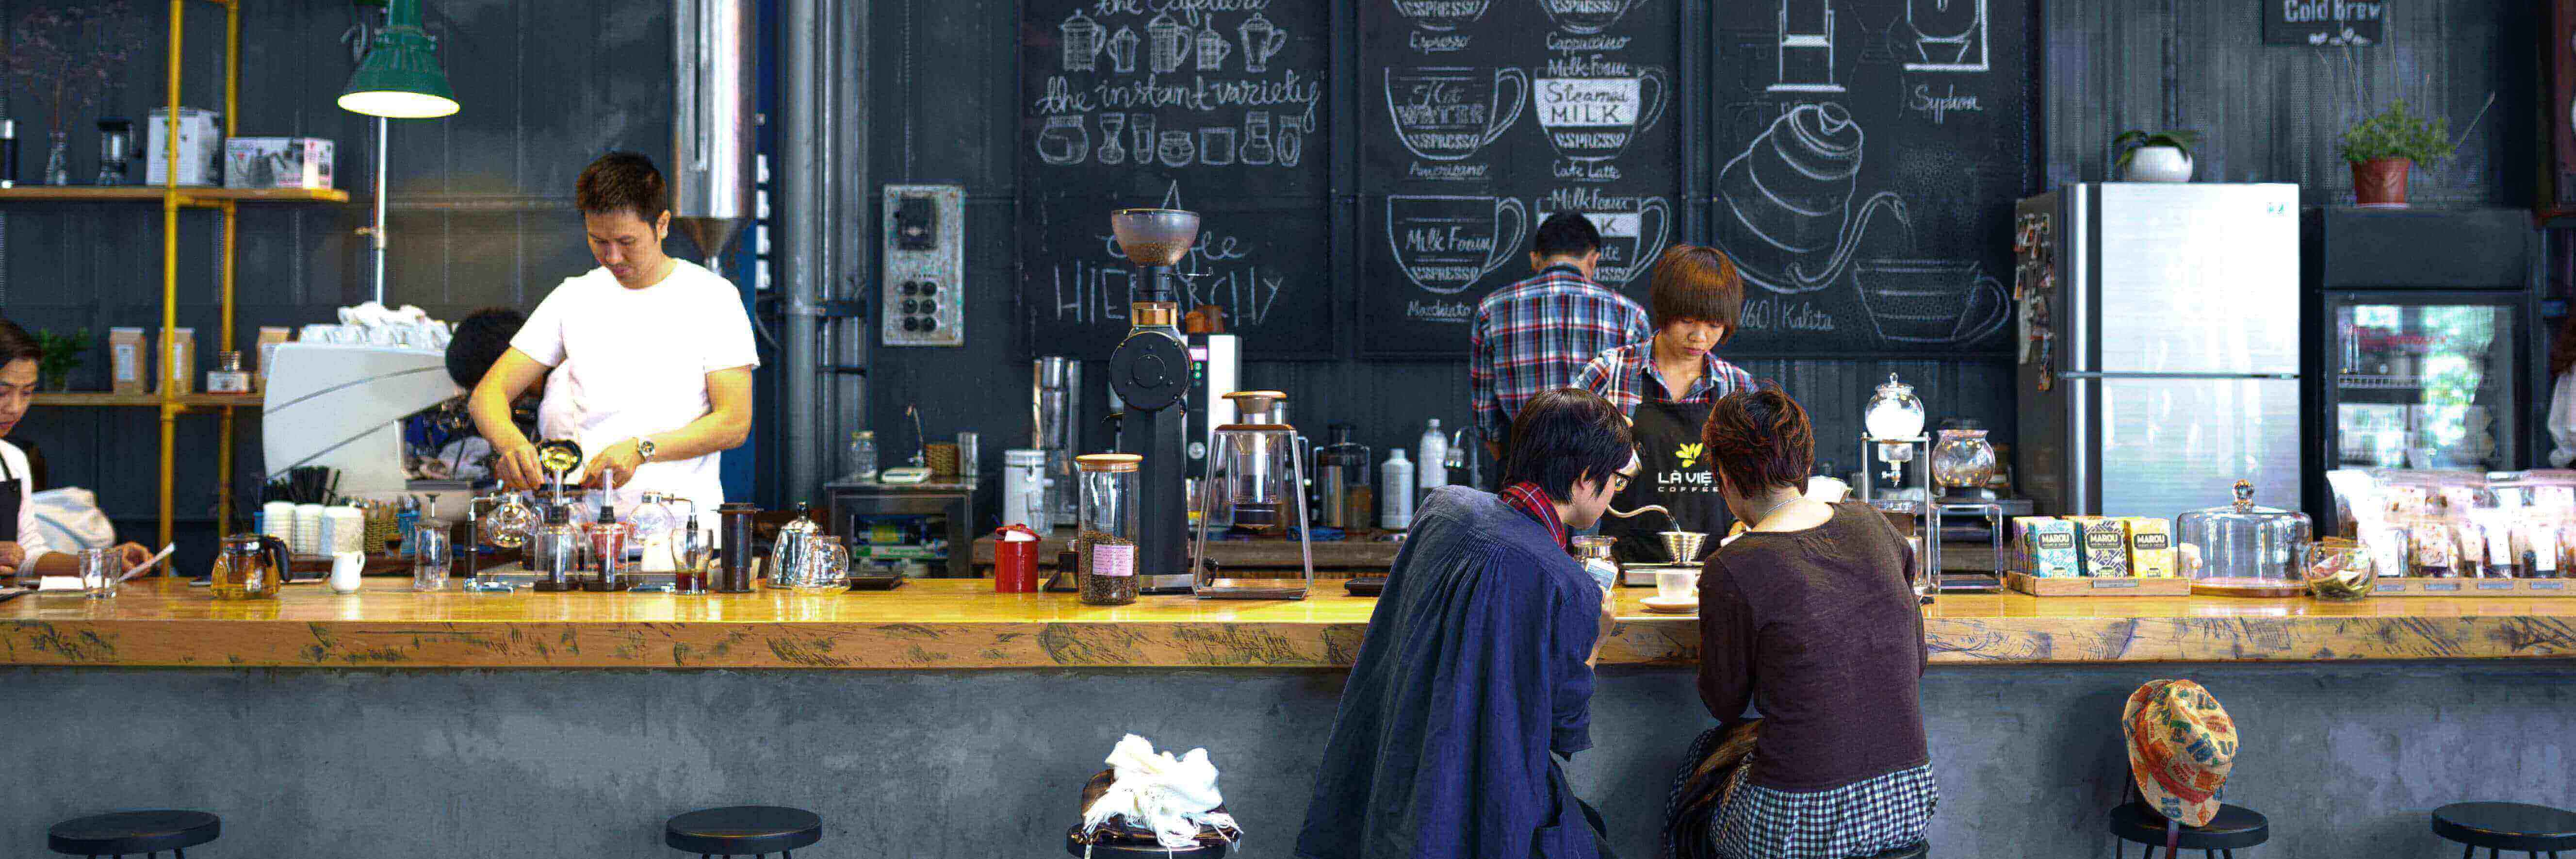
top-left (0, 440), bottom-right (53, 566)
top-left (511, 258), bottom-right (759, 515)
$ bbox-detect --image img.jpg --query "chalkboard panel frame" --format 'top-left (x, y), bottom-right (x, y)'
top-left (1351, 0), bottom-right (1691, 358)
top-left (1700, 0), bottom-right (2035, 359)
top-left (1012, 0), bottom-right (1341, 362)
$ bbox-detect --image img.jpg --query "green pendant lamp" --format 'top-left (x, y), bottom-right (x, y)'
top-left (338, 0), bottom-right (458, 118)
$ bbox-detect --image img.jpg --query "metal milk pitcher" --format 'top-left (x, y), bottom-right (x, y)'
top-left (766, 503), bottom-right (822, 589)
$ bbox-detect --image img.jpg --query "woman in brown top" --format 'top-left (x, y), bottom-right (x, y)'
top-left (1680, 388), bottom-right (1935, 859)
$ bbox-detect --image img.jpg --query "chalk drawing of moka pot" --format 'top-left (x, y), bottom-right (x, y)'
top-left (1715, 102), bottom-right (1909, 295)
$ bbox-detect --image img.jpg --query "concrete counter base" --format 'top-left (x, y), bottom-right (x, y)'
top-left (5, 661), bottom-right (2571, 858)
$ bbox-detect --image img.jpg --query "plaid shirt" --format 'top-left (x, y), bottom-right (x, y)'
top-left (1574, 341), bottom-right (1758, 416)
top-left (1470, 264), bottom-right (1652, 445)
top-left (1500, 482), bottom-right (1569, 551)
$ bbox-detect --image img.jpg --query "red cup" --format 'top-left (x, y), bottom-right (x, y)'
top-left (993, 525), bottom-right (1041, 593)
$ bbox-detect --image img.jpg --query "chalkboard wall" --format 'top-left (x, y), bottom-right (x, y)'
top-left (1017, 0), bottom-right (2033, 358)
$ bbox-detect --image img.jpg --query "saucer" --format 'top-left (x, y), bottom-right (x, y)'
top-left (1639, 595), bottom-right (1697, 613)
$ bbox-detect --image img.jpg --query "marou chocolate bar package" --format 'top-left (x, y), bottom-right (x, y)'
top-left (2070, 516), bottom-right (2131, 578)
top-left (2123, 517), bottom-right (2176, 578)
top-left (2017, 517), bottom-right (2080, 578)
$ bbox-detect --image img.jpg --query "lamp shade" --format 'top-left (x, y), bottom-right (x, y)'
top-left (339, 0), bottom-right (457, 118)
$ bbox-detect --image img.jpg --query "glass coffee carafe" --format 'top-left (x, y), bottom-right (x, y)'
top-left (1193, 391), bottom-right (1312, 600)
top-left (212, 533), bottom-right (293, 600)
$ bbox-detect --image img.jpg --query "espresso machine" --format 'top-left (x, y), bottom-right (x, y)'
top-left (1106, 207), bottom-right (1201, 594)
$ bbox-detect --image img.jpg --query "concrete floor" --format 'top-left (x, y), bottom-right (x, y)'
top-left (4, 660), bottom-right (2572, 857)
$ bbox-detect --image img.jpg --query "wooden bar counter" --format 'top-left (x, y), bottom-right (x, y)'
top-left (6, 578), bottom-right (2576, 668)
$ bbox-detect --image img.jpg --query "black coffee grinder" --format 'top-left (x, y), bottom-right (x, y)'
top-left (1106, 207), bottom-right (1200, 595)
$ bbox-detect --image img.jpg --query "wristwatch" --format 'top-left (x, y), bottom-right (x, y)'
top-left (635, 437), bottom-right (657, 463)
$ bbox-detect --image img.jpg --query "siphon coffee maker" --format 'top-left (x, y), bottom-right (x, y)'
top-left (1193, 390), bottom-right (1312, 600)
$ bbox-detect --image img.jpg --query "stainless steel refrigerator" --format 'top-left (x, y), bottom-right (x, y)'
top-left (2014, 183), bottom-right (2304, 519)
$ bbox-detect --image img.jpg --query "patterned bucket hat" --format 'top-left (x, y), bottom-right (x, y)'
top-left (2121, 678), bottom-right (2237, 827)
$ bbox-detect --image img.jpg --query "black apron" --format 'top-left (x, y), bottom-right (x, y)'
top-left (0, 446), bottom-right (23, 545)
top-left (1604, 398), bottom-right (1731, 566)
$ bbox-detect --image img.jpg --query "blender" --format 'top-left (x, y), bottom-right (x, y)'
top-left (1106, 207), bottom-right (1201, 594)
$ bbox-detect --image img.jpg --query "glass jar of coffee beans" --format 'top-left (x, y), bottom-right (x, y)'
top-left (1073, 453), bottom-right (1143, 606)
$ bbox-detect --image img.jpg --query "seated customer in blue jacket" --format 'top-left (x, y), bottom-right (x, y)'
top-left (1296, 388), bottom-right (1635, 859)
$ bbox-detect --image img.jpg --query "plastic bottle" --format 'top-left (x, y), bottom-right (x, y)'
top-left (1418, 418), bottom-right (1448, 498)
top-left (1382, 448), bottom-right (1415, 531)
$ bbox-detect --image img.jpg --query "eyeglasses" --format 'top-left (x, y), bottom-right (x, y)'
top-left (1609, 471), bottom-right (1638, 492)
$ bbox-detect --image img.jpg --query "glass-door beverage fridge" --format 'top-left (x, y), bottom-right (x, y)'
top-left (2304, 208), bottom-right (2543, 530)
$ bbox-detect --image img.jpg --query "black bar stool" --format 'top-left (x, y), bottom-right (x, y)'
top-left (47, 810), bottom-right (220, 859)
top-left (664, 806), bottom-right (822, 859)
top-left (2107, 800), bottom-right (2270, 858)
top-left (2431, 802), bottom-right (2576, 859)
top-left (1064, 826), bottom-right (1228, 857)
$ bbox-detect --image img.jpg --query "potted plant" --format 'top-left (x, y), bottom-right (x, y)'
top-left (2113, 130), bottom-right (2200, 182)
top-left (33, 328), bottom-right (90, 391)
top-left (2339, 99), bottom-right (2454, 208)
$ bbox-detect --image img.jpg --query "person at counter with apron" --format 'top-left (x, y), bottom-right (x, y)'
top-left (0, 319), bottom-right (154, 580)
top-left (1573, 245), bottom-right (1757, 565)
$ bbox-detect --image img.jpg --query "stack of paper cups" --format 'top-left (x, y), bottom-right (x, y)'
top-left (261, 501), bottom-right (294, 543)
top-left (323, 506), bottom-right (365, 555)
top-left (293, 503), bottom-right (326, 556)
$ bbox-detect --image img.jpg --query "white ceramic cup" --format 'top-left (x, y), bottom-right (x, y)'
top-left (329, 551), bottom-right (366, 593)
top-left (1655, 569), bottom-right (1696, 602)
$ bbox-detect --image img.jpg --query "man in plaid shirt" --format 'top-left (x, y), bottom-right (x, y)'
top-left (1470, 213), bottom-right (1650, 461)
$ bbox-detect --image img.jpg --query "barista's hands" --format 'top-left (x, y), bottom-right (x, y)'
top-left (584, 440), bottom-right (645, 490)
top-left (109, 542), bottom-right (153, 572)
top-left (0, 541), bottom-right (25, 571)
top-left (493, 442), bottom-right (545, 491)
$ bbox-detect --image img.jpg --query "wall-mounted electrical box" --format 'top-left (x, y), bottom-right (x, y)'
top-left (881, 183), bottom-right (964, 347)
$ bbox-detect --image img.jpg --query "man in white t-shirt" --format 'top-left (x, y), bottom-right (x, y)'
top-left (466, 152), bottom-right (759, 516)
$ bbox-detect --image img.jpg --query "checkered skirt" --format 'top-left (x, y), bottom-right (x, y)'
top-left (1706, 755), bottom-right (1937, 859)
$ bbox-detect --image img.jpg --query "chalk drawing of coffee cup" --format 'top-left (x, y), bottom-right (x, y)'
top-left (1385, 66), bottom-right (1527, 162)
top-left (1540, 198), bottom-right (1669, 285)
top-left (1714, 102), bottom-right (1910, 295)
top-left (1392, 0), bottom-right (1496, 32)
top-left (1854, 258), bottom-right (2009, 345)
top-left (1537, 0), bottom-right (1647, 34)
top-left (1534, 66), bottom-right (1667, 164)
top-left (1238, 13), bottom-right (1288, 72)
top-left (1157, 130), bottom-right (1197, 167)
top-left (1388, 195), bottom-right (1530, 295)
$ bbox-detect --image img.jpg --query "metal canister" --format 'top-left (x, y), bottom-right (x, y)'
top-left (716, 502), bottom-right (760, 592)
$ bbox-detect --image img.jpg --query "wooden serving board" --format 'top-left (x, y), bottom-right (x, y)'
top-left (2006, 572), bottom-right (2191, 597)
top-left (2369, 578), bottom-right (2576, 597)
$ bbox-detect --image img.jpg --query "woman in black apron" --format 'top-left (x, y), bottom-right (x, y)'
top-left (1573, 246), bottom-right (1760, 565)
top-left (0, 319), bottom-right (151, 579)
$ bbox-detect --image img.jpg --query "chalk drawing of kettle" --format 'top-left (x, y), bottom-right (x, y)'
top-left (1715, 102), bottom-right (1910, 295)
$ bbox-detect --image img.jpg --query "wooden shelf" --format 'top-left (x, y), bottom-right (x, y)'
top-left (34, 392), bottom-right (263, 408)
top-left (0, 186), bottom-right (349, 203)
